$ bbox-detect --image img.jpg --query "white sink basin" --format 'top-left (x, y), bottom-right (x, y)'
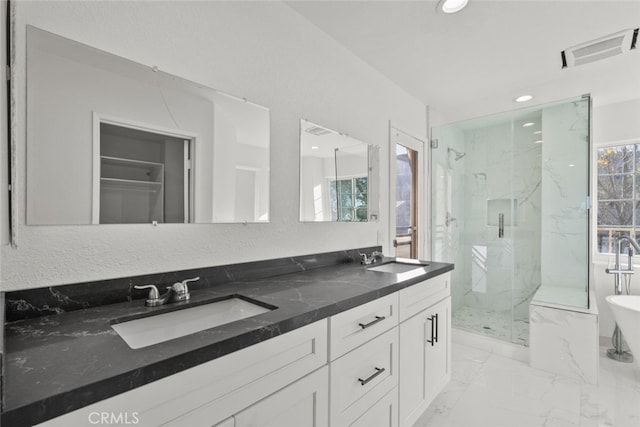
top-left (368, 261), bottom-right (428, 274)
top-left (112, 297), bottom-right (274, 349)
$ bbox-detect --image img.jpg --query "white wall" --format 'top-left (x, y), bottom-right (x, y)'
top-left (592, 98), bottom-right (640, 341)
top-left (1, 1), bottom-right (426, 290)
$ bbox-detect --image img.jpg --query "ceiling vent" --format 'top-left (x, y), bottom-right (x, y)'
top-left (561, 28), bottom-right (638, 68)
top-left (304, 126), bottom-right (332, 136)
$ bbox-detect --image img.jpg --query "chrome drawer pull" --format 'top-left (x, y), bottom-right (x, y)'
top-left (358, 315), bottom-right (386, 329)
top-left (358, 367), bottom-right (385, 386)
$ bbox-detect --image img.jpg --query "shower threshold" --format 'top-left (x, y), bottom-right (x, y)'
top-left (453, 306), bottom-right (529, 346)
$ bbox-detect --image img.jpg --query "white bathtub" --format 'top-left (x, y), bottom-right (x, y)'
top-left (606, 295), bottom-right (640, 369)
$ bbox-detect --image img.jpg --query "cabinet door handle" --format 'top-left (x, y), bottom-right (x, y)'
top-left (426, 315), bottom-right (436, 346)
top-left (358, 315), bottom-right (386, 329)
top-left (358, 367), bottom-right (385, 386)
top-left (434, 313), bottom-right (439, 343)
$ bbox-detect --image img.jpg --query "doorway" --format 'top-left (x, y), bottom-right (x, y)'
top-left (390, 127), bottom-right (424, 259)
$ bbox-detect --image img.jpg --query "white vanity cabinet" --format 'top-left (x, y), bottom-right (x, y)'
top-left (35, 271), bottom-right (452, 427)
top-left (398, 273), bottom-right (451, 427)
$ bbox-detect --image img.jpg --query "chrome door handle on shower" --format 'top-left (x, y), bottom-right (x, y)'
top-left (498, 213), bottom-right (504, 238)
top-left (446, 212), bottom-right (456, 227)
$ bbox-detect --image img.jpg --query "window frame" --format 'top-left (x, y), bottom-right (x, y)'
top-left (328, 175), bottom-right (368, 222)
top-left (593, 137), bottom-right (640, 263)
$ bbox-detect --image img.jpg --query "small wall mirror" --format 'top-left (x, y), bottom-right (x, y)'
top-left (299, 119), bottom-right (379, 222)
top-left (26, 26), bottom-right (270, 225)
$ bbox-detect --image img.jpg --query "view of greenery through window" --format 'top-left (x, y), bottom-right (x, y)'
top-left (330, 177), bottom-right (368, 221)
top-left (597, 143), bottom-right (640, 254)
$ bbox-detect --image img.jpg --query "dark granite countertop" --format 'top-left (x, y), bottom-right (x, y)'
top-left (2, 258), bottom-right (453, 426)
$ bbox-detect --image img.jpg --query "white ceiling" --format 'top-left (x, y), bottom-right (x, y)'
top-left (287, 0), bottom-right (640, 124)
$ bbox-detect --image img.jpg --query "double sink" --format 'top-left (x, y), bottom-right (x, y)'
top-left (112, 259), bottom-right (428, 349)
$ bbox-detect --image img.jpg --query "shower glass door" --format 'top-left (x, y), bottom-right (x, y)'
top-left (431, 96), bottom-right (590, 345)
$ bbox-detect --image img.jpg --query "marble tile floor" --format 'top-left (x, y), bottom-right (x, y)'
top-left (453, 305), bottom-right (530, 346)
top-left (415, 343), bottom-right (640, 427)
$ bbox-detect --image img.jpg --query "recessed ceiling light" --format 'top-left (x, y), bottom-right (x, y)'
top-left (514, 95), bottom-right (534, 103)
top-left (523, 122), bottom-right (535, 128)
top-left (533, 130), bottom-right (542, 135)
top-left (569, 164), bottom-right (576, 168)
top-left (311, 146), bottom-right (319, 150)
top-left (534, 140), bottom-right (543, 144)
top-left (439, 0), bottom-right (469, 14)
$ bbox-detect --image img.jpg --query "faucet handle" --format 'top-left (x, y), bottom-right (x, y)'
top-left (172, 277), bottom-right (200, 294)
top-left (134, 285), bottom-right (161, 305)
top-left (182, 276), bottom-right (200, 288)
top-left (168, 277), bottom-right (199, 303)
top-left (359, 253), bottom-right (369, 264)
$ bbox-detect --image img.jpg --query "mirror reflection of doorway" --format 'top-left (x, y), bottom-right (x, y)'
top-left (391, 127), bottom-right (423, 259)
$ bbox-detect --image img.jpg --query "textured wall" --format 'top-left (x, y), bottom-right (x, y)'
top-left (1, 1), bottom-right (426, 290)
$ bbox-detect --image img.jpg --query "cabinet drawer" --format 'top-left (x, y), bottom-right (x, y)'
top-left (330, 327), bottom-right (399, 427)
top-left (329, 292), bottom-right (398, 360)
top-left (234, 366), bottom-right (328, 427)
top-left (37, 320), bottom-right (328, 427)
top-left (398, 272), bottom-right (450, 322)
top-left (349, 387), bottom-right (398, 427)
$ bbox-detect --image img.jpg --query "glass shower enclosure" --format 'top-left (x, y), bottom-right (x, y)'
top-left (431, 96), bottom-right (590, 345)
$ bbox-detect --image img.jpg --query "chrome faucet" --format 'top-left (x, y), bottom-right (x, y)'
top-left (360, 251), bottom-right (384, 265)
top-left (605, 237), bottom-right (640, 294)
top-left (134, 277), bottom-right (200, 307)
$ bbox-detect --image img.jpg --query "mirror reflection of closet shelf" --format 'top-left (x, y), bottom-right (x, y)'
top-left (95, 120), bottom-right (191, 224)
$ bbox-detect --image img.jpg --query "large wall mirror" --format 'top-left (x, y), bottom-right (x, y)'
top-left (26, 26), bottom-right (270, 225)
top-left (299, 119), bottom-right (379, 222)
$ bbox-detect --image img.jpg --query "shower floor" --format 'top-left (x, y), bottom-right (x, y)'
top-left (453, 305), bottom-right (529, 346)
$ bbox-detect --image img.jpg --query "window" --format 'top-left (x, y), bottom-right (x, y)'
top-left (329, 177), bottom-right (368, 222)
top-left (597, 143), bottom-right (640, 253)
